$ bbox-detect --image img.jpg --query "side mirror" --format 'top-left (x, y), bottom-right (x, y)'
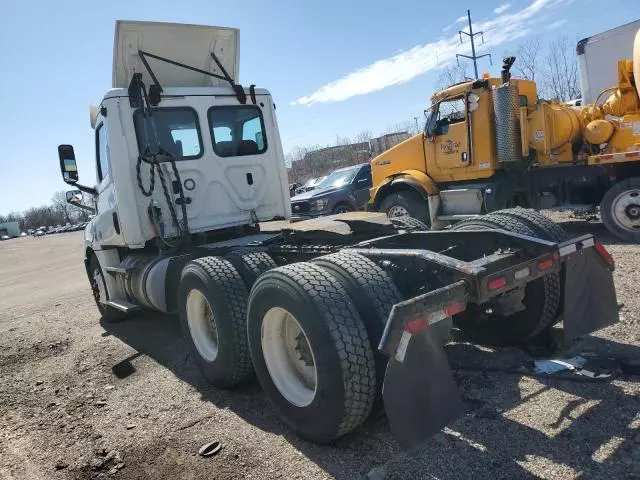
top-left (65, 189), bottom-right (96, 214)
top-left (58, 145), bottom-right (79, 184)
top-left (66, 190), bottom-right (83, 204)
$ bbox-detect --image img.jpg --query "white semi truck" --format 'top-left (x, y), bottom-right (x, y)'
top-left (57, 21), bottom-right (619, 449)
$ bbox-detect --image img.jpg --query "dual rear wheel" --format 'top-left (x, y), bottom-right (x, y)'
top-left (178, 251), bottom-right (402, 442)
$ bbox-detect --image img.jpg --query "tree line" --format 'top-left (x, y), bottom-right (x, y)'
top-left (0, 191), bottom-right (91, 232)
top-left (436, 35), bottom-right (581, 102)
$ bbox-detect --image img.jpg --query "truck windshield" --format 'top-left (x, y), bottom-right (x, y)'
top-left (133, 107), bottom-right (203, 159)
top-left (316, 167), bottom-right (359, 189)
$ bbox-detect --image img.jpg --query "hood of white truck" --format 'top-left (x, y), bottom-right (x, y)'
top-left (113, 20), bottom-right (240, 88)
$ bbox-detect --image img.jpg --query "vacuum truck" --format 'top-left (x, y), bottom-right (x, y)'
top-left (370, 28), bottom-right (640, 242)
top-left (57, 21), bottom-right (618, 450)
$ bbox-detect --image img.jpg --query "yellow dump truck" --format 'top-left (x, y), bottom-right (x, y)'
top-left (369, 29), bottom-right (640, 242)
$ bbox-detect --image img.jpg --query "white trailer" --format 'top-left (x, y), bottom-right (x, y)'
top-left (577, 19), bottom-right (640, 104)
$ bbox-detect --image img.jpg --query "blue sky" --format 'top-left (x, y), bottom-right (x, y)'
top-left (0, 0), bottom-right (637, 214)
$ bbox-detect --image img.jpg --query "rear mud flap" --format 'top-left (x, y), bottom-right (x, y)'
top-left (382, 326), bottom-right (464, 450)
top-left (563, 249), bottom-right (618, 340)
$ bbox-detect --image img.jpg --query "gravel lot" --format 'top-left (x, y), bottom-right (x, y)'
top-left (1, 216), bottom-right (639, 479)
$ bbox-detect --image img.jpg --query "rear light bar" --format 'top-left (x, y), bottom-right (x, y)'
top-left (404, 300), bottom-right (467, 334)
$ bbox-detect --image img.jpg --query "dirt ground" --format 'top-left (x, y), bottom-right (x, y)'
top-left (1, 216), bottom-right (639, 480)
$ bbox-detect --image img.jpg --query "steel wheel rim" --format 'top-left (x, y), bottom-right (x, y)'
top-left (611, 190), bottom-right (640, 231)
top-left (261, 307), bottom-right (317, 407)
top-left (92, 268), bottom-right (107, 305)
top-left (388, 205), bottom-right (410, 218)
top-left (186, 289), bottom-right (219, 362)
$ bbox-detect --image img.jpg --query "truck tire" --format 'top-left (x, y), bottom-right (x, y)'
top-left (379, 190), bottom-right (430, 226)
top-left (247, 263), bottom-right (376, 443)
top-left (390, 215), bottom-right (430, 231)
top-left (493, 208), bottom-right (568, 326)
top-left (497, 208), bottom-right (569, 242)
top-left (178, 256), bottom-right (253, 388)
top-left (601, 178), bottom-right (640, 242)
top-left (451, 212), bottom-right (561, 345)
top-left (225, 250), bottom-right (277, 289)
top-left (312, 252), bottom-right (402, 410)
top-left (88, 255), bottom-right (128, 322)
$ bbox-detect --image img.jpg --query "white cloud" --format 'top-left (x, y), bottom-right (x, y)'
top-left (548, 19), bottom-right (568, 29)
top-left (494, 3), bottom-right (512, 14)
top-left (294, 0), bottom-right (566, 106)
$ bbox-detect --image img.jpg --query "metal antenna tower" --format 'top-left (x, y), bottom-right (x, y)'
top-left (456, 9), bottom-right (492, 79)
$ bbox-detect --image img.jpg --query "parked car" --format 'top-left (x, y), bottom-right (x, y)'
top-left (290, 164), bottom-right (372, 218)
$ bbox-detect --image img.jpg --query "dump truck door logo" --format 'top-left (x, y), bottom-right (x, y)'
top-left (440, 140), bottom-right (460, 155)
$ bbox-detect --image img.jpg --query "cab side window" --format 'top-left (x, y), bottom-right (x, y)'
top-left (96, 124), bottom-right (109, 182)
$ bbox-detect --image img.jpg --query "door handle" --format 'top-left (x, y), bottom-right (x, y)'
top-left (175, 197), bottom-right (192, 205)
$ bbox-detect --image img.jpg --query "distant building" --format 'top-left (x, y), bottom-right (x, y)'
top-left (370, 131), bottom-right (410, 157)
top-left (0, 221), bottom-right (20, 238)
top-left (287, 131), bottom-right (410, 184)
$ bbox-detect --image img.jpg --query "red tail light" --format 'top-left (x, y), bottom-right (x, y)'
top-left (537, 257), bottom-right (554, 271)
top-left (488, 277), bottom-right (507, 290)
top-left (594, 241), bottom-right (614, 267)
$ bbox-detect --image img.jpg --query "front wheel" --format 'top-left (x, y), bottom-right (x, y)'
top-left (88, 255), bottom-right (127, 322)
top-left (379, 190), bottom-right (430, 225)
top-left (247, 263), bottom-right (376, 443)
top-left (601, 178), bottom-right (640, 242)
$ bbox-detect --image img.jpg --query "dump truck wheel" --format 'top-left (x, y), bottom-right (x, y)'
top-left (312, 252), bottom-right (403, 411)
top-left (380, 191), bottom-right (430, 225)
top-left (390, 215), bottom-right (430, 231)
top-left (601, 178), bottom-right (640, 242)
top-left (179, 256), bottom-right (253, 388)
top-left (493, 208), bottom-right (568, 326)
top-left (497, 208), bottom-right (569, 243)
top-left (451, 212), bottom-right (560, 345)
top-left (247, 263), bottom-right (376, 443)
top-left (225, 250), bottom-right (277, 289)
top-left (88, 255), bottom-right (128, 322)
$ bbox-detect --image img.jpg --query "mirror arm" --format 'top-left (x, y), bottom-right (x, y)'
top-left (72, 203), bottom-right (96, 214)
top-left (74, 183), bottom-right (98, 196)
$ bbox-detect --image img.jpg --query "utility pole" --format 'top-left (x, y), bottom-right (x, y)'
top-left (413, 116), bottom-right (420, 133)
top-left (456, 9), bottom-right (491, 79)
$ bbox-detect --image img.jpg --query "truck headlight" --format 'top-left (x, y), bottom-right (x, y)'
top-left (310, 198), bottom-right (328, 211)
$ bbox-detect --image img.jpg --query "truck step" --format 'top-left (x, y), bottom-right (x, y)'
top-left (106, 300), bottom-right (141, 313)
top-left (436, 214), bottom-right (481, 221)
top-left (104, 266), bottom-right (129, 274)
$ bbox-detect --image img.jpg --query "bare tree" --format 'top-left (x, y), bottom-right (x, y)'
top-left (541, 36), bottom-right (581, 102)
top-left (435, 63), bottom-right (469, 91)
top-left (52, 191), bottom-right (73, 224)
top-left (514, 36), bottom-right (543, 82)
top-left (354, 129), bottom-right (372, 145)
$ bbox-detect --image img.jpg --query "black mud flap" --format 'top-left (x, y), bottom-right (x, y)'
top-left (382, 326), bottom-right (464, 450)
top-left (563, 249), bottom-right (618, 340)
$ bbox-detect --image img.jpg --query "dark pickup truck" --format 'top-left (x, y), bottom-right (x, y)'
top-left (290, 163), bottom-right (372, 218)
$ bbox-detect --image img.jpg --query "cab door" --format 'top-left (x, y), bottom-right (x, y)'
top-left (432, 97), bottom-right (470, 171)
top-left (93, 121), bottom-right (123, 246)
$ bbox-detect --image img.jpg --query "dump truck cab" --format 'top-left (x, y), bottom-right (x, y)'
top-left (370, 31), bottom-right (640, 242)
